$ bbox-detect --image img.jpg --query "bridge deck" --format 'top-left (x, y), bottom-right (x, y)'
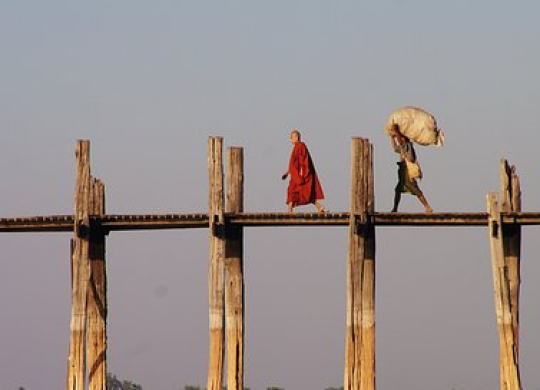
top-left (2, 212), bottom-right (540, 233)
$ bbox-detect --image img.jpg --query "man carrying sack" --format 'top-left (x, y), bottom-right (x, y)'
top-left (385, 106), bottom-right (443, 213)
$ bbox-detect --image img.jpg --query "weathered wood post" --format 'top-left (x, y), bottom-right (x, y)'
top-left (67, 141), bottom-right (108, 390)
top-left (225, 147), bottom-right (244, 390)
top-left (500, 160), bottom-right (521, 358)
top-left (67, 140), bottom-right (92, 390)
top-left (345, 138), bottom-right (376, 390)
top-left (87, 179), bottom-right (108, 390)
top-left (68, 140), bottom-right (108, 390)
top-left (207, 137), bottom-right (226, 390)
top-left (487, 161), bottom-right (522, 390)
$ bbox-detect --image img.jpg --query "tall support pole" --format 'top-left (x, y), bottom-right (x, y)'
top-left (487, 160), bottom-right (522, 390)
top-left (67, 140), bottom-right (92, 390)
top-left (500, 160), bottom-right (521, 358)
top-left (225, 147), bottom-right (245, 390)
top-left (345, 138), bottom-right (376, 390)
top-left (207, 137), bottom-right (226, 390)
top-left (87, 179), bottom-right (108, 390)
top-left (487, 192), bottom-right (521, 390)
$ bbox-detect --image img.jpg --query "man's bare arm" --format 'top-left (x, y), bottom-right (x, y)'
top-left (390, 136), bottom-right (399, 153)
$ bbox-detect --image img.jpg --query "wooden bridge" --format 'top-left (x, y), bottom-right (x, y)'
top-left (3, 211), bottom-right (540, 232)
top-left (0, 137), bottom-right (530, 390)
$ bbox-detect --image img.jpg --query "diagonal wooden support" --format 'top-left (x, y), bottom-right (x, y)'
top-left (345, 138), bottom-right (376, 390)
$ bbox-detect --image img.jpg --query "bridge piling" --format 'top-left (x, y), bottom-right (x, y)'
top-left (67, 140), bottom-right (108, 390)
top-left (345, 138), bottom-right (376, 390)
top-left (87, 179), bottom-right (107, 390)
top-left (225, 147), bottom-right (245, 390)
top-left (207, 137), bottom-right (226, 390)
top-left (487, 161), bottom-right (522, 390)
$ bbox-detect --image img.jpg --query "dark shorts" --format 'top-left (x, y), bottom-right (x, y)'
top-left (395, 162), bottom-right (423, 197)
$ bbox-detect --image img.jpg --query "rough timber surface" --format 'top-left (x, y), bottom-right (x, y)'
top-left (2, 212), bottom-right (540, 232)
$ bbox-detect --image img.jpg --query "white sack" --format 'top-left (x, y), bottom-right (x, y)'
top-left (384, 106), bottom-right (445, 147)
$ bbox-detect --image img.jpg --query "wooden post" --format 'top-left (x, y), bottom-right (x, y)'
top-left (87, 179), bottom-right (108, 390)
top-left (67, 140), bottom-right (92, 390)
top-left (487, 192), bottom-right (521, 390)
top-left (207, 137), bottom-right (226, 390)
top-left (487, 160), bottom-right (522, 390)
top-left (225, 147), bottom-right (244, 390)
top-left (345, 138), bottom-right (376, 390)
top-left (500, 160), bottom-right (521, 357)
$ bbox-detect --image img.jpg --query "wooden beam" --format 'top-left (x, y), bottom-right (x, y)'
top-left (225, 147), bottom-right (244, 390)
top-left (87, 179), bottom-right (107, 390)
top-left (207, 137), bottom-right (226, 390)
top-left (67, 140), bottom-right (91, 390)
top-left (5, 211), bottom-right (540, 232)
top-left (228, 212), bottom-right (488, 227)
top-left (345, 138), bottom-right (376, 390)
top-left (487, 192), bottom-right (521, 390)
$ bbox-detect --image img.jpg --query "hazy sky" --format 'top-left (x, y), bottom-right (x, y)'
top-left (1, 1), bottom-right (540, 390)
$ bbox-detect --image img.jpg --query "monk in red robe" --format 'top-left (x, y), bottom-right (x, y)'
top-left (282, 130), bottom-right (325, 213)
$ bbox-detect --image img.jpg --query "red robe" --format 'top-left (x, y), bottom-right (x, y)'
top-left (287, 141), bottom-right (325, 206)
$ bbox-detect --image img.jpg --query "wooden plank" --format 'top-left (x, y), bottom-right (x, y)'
top-left (87, 179), bottom-right (107, 390)
top-left (67, 140), bottom-right (91, 390)
top-left (99, 214), bottom-right (209, 231)
top-left (487, 193), bottom-right (521, 390)
top-left (207, 137), bottom-right (225, 390)
top-left (227, 212), bottom-right (350, 226)
top-left (229, 212), bottom-right (488, 226)
top-left (225, 147), bottom-right (244, 390)
top-left (373, 212), bottom-right (488, 226)
top-left (345, 138), bottom-right (375, 390)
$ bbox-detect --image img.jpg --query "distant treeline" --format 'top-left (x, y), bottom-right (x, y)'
top-left (107, 373), bottom-right (344, 390)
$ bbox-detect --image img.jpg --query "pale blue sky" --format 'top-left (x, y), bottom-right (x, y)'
top-left (1, 1), bottom-right (540, 390)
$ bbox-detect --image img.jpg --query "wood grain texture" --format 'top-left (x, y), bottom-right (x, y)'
top-left (67, 140), bottom-right (91, 390)
top-left (67, 141), bottom-right (108, 390)
top-left (225, 147), bottom-right (244, 390)
top-left (345, 138), bottom-right (375, 390)
top-left (207, 137), bottom-right (225, 390)
top-left (487, 192), bottom-right (521, 390)
top-left (87, 179), bottom-right (107, 390)
top-left (493, 160), bottom-right (522, 390)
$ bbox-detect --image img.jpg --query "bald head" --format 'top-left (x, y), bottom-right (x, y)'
top-left (290, 129), bottom-right (301, 143)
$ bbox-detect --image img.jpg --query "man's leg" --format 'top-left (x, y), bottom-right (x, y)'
top-left (391, 190), bottom-right (401, 212)
top-left (287, 202), bottom-right (294, 213)
top-left (418, 194), bottom-right (433, 214)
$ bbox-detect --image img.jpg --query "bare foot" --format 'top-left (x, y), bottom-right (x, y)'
top-left (315, 201), bottom-right (326, 213)
top-left (315, 205), bottom-right (326, 213)
top-left (425, 206), bottom-right (433, 214)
